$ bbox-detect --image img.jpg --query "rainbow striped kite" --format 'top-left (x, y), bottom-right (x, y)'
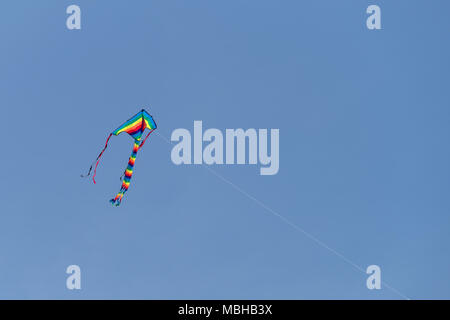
top-left (82, 109), bottom-right (157, 206)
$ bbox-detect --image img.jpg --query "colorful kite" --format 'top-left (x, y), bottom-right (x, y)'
top-left (82, 109), bottom-right (157, 206)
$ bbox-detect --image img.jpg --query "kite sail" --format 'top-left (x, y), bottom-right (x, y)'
top-left (82, 109), bottom-right (157, 206)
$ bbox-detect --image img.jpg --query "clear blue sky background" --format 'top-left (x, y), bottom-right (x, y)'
top-left (1, 0), bottom-right (449, 299)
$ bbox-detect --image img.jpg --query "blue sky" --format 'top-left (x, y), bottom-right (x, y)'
top-left (0, 0), bottom-right (449, 299)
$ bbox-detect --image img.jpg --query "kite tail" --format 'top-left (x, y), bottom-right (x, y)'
top-left (110, 140), bottom-right (140, 206)
top-left (81, 133), bottom-right (113, 184)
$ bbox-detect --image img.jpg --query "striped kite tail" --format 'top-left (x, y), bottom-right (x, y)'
top-left (110, 140), bottom-right (140, 206)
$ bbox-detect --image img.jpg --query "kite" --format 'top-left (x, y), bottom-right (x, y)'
top-left (82, 109), bottom-right (157, 206)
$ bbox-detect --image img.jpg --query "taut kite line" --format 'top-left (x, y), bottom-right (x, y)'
top-left (82, 109), bottom-right (157, 206)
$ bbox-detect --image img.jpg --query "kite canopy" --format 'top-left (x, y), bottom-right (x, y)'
top-left (112, 109), bottom-right (157, 141)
